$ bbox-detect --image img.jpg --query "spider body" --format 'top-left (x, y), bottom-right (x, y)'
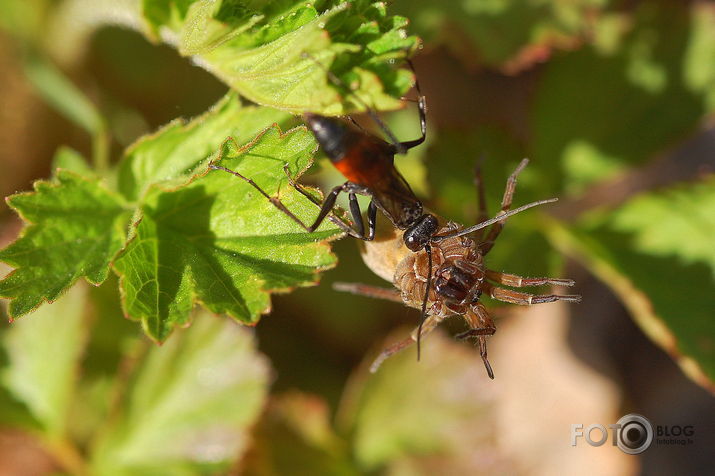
top-left (339, 162), bottom-right (581, 379)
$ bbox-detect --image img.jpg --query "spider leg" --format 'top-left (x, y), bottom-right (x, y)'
top-left (455, 303), bottom-right (496, 379)
top-left (485, 269), bottom-right (575, 287)
top-left (477, 337), bottom-right (494, 379)
top-left (370, 315), bottom-right (441, 373)
top-left (479, 158), bottom-right (529, 255)
top-left (472, 156), bottom-right (489, 242)
top-left (487, 284), bottom-right (581, 305)
top-left (332, 282), bottom-right (403, 303)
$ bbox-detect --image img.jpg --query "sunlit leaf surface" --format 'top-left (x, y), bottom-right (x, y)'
top-left (91, 312), bottom-right (270, 474)
top-left (142, 0), bottom-right (418, 114)
top-left (114, 126), bottom-right (340, 341)
top-left (1, 283), bottom-right (87, 436)
top-left (547, 178), bottom-right (715, 391)
top-left (0, 172), bottom-right (130, 317)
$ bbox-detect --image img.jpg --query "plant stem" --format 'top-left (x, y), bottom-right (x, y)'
top-left (93, 122), bottom-right (110, 174)
top-left (45, 437), bottom-right (88, 476)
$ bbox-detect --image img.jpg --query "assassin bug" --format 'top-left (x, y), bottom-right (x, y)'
top-left (337, 158), bottom-right (581, 378)
top-left (210, 58), bottom-right (563, 359)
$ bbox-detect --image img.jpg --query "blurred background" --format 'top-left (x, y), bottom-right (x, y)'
top-left (1, 0), bottom-right (714, 475)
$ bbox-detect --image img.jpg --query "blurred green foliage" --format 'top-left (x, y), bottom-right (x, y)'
top-left (0, 0), bottom-right (714, 473)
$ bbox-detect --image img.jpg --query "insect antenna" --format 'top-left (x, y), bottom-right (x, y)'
top-left (431, 197), bottom-right (559, 242)
top-left (416, 243), bottom-right (432, 360)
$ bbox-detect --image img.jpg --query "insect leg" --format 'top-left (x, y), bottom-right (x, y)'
top-left (301, 52), bottom-right (406, 154)
top-left (348, 193), bottom-right (365, 237)
top-left (478, 337), bottom-right (494, 379)
top-left (366, 200), bottom-right (378, 240)
top-left (397, 59), bottom-right (427, 151)
top-left (479, 158), bottom-right (529, 255)
top-left (485, 270), bottom-right (575, 287)
top-left (416, 243), bottom-right (433, 360)
top-left (211, 164), bottom-right (365, 239)
top-left (332, 282), bottom-right (403, 303)
top-left (487, 284), bottom-right (581, 305)
top-left (282, 164), bottom-right (382, 239)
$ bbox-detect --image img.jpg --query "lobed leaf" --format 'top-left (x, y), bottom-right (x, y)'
top-left (118, 92), bottom-right (294, 201)
top-left (114, 125), bottom-right (341, 341)
top-left (141, 0), bottom-right (418, 114)
top-left (90, 312), bottom-right (270, 475)
top-left (545, 178), bottom-right (715, 392)
top-left (1, 91), bottom-right (340, 338)
top-left (0, 171), bottom-right (131, 318)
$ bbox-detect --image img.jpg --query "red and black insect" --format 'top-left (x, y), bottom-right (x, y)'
top-left (211, 61), bottom-right (428, 243)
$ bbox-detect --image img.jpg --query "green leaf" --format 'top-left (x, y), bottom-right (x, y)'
top-left (0, 307), bottom-right (42, 431)
top-left (179, 0), bottom-right (264, 55)
top-left (0, 384), bottom-right (40, 430)
top-left (0, 283), bottom-right (88, 437)
top-left (23, 54), bottom-right (105, 136)
top-left (683, 3), bottom-right (715, 111)
top-left (142, 0), bottom-right (196, 37)
top-left (118, 92), bottom-right (294, 201)
top-left (66, 275), bottom-right (143, 447)
top-left (91, 312), bottom-right (270, 475)
top-left (23, 54), bottom-right (110, 171)
top-left (114, 125), bottom-right (340, 341)
top-left (141, 0), bottom-right (418, 114)
top-left (0, 170), bottom-right (131, 317)
top-left (531, 2), bottom-right (707, 196)
top-left (545, 178), bottom-right (715, 392)
top-left (51, 146), bottom-right (93, 177)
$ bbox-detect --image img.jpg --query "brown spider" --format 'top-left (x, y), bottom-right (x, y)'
top-left (335, 159), bottom-right (581, 379)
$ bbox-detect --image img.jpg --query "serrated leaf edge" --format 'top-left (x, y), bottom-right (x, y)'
top-left (0, 170), bottom-right (132, 318)
top-left (113, 123), bottom-right (343, 342)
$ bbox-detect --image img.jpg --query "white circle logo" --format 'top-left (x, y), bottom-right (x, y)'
top-left (617, 414), bottom-right (653, 454)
